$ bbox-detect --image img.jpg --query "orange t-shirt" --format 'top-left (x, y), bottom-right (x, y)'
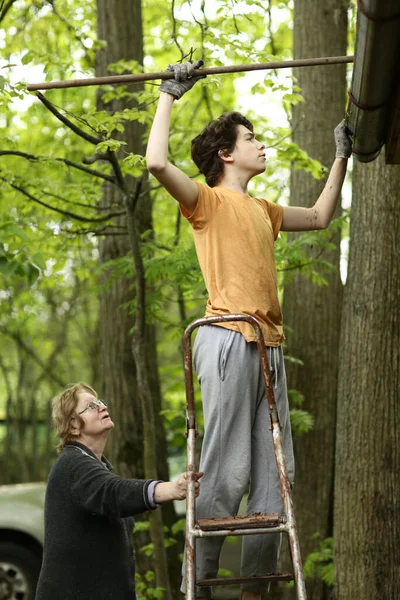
top-left (181, 181), bottom-right (284, 345)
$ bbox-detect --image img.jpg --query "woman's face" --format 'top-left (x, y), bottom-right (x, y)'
top-left (73, 391), bottom-right (114, 440)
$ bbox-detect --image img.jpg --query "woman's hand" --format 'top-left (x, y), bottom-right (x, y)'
top-left (173, 471), bottom-right (203, 500)
top-left (154, 472), bottom-right (203, 503)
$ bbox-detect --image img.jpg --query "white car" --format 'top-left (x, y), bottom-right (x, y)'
top-left (0, 483), bottom-right (45, 600)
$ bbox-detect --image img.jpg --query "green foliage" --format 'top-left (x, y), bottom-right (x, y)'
top-left (288, 388), bottom-right (314, 436)
top-left (0, 0), bottom-right (346, 487)
top-left (289, 408), bottom-right (314, 436)
top-left (275, 214), bottom-right (347, 290)
top-left (217, 568), bottom-right (234, 577)
top-left (277, 142), bottom-right (326, 179)
top-left (303, 535), bottom-right (334, 586)
top-left (140, 542), bottom-right (154, 557)
top-left (134, 520), bottom-right (151, 532)
top-left (0, 78), bottom-right (26, 109)
top-left (171, 518), bottom-right (186, 536)
top-left (135, 571), bottom-right (166, 599)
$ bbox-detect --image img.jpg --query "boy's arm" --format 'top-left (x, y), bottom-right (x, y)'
top-left (281, 120), bottom-right (352, 232)
top-left (146, 61), bottom-right (204, 214)
top-left (146, 93), bottom-right (199, 213)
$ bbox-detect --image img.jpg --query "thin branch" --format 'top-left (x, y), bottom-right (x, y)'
top-left (32, 281), bottom-right (80, 389)
top-left (106, 150), bottom-right (127, 191)
top-left (125, 179), bottom-right (146, 337)
top-left (43, 188), bottom-right (124, 215)
top-left (0, 0), bottom-right (16, 23)
top-left (3, 329), bottom-right (65, 388)
top-left (65, 227), bottom-right (128, 237)
top-left (82, 152), bottom-right (111, 165)
top-left (46, 0), bottom-right (93, 66)
top-left (171, 0), bottom-right (185, 59)
top-left (267, 0), bottom-right (277, 56)
top-left (36, 92), bottom-right (101, 145)
top-left (229, 0), bottom-right (240, 35)
top-left (0, 176), bottom-right (124, 223)
top-left (0, 150), bottom-right (116, 183)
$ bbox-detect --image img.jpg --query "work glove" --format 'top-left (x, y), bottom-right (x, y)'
top-left (334, 119), bottom-right (352, 159)
top-left (159, 60), bottom-right (205, 100)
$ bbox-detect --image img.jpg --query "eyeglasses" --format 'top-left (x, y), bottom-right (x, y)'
top-left (77, 399), bottom-right (107, 415)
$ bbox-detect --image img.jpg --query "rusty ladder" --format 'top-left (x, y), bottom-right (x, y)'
top-left (183, 314), bottom-right (307, 600)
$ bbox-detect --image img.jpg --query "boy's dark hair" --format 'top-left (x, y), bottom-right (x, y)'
top-left (191, 112), bottom-right (254, 187)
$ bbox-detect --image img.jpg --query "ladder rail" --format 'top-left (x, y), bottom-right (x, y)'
top-left (182, 314), bottom-right (307, 600)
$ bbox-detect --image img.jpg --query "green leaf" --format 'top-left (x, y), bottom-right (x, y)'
top-left (171, 518), bottom-right (186, 535)
top-left (31, 253), bottom-right (46, 271)
top-left (27, 263), bottom-right (40, 286)
top-left (290, 408), bottom-right (314, 436)
top-left (4, 223), bottom-right (30, 241)
top-left (95, 139), bottom-right (127, 153)
top-left (134, 521), bottom-right (151, 532)
top-left (21, 50), bottom-right (36, 65)
top-left (0, 257), bottom-right (18, 277)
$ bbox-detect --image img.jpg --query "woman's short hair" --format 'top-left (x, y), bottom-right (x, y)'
top-left (52, 382), bottom-right (97, 452)
top-left (191, 112), bottom-right (254, 187)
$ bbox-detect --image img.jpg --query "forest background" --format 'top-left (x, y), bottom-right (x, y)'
top-left (0, 0), bottom-right (398, 599)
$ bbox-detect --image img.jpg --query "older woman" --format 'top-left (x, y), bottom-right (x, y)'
top-left (36, 382), bottom-right (201, 600)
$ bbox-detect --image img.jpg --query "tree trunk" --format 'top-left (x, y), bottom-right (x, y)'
top-left (279, 2), bottom-right (348, 598)
top-left (96, 0), bottom-right (146, 480)
top-left (95, 1), bottom-right (180, 595)
top-left (334, 154), bottom-right (400, 599)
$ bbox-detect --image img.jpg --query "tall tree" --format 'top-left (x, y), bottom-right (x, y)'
top-left (95, 1), bottom-right (179, 595)
top-left (280, 1), bottom-right (348, 597)
top-left (334, 154), bottom-right (400, 599)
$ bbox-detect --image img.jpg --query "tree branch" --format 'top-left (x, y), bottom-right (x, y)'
top-left (3, 329), bottom-right (66, 388)
top-left (0, 150), bottom-right (116, 183)
top-left (0, 0), bottom-right (16, 23)
top-left (171, 0), bottom-right (185, 59)
top-left (82, 152), bottom-right (111, 165)
top-left (36, 92), bottom-right (101, 145)
top-left (106, 150), bottom-right (127, 190)
top-left (43, 188), bottom-right (125, 215)
top-left (64, 226), bottom-right (128, 237)
top-left (0, 176), bottom-right (124, 223)
top-left (45, 0), bottom-right (94, 67)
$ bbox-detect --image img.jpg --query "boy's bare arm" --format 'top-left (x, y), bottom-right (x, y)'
top-left (281, 157), bottom-right (348, 231)
top-left (146, 93), bottom-right (199, 213)
top-left (281, 120), bottom-right (352, 232)
top-left (146, 61), bottom-right (205, 214)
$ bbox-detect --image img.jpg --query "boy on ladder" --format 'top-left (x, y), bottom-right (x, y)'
top-left (146, 61), bottom-right (352, 600)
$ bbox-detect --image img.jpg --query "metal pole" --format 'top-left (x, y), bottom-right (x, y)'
top-left (254, 332), bottom-right (307, 600)
top-left (26, 55), bottom-right (354, 91)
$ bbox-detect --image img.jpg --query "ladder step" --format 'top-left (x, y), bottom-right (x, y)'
top-left (198, 573), bottom-right (293, 586)
top-left (197, 512), bottom-right (282, 531)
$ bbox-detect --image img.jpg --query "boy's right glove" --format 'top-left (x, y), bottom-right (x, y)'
top-left (159, 60), bottom-right (205, 100)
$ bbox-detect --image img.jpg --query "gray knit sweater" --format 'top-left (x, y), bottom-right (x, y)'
top-left (36, 442), bottom-right (155, 599)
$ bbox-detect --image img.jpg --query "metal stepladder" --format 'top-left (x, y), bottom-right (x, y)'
top-left (183, 314), bottom-right (307, 600)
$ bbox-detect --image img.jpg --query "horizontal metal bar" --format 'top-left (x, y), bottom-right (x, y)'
top-left (198, 574), bottom-right (293, 586)
top-left (26, 55), bottom-right (354, 91)
top-left (190, 524), bottom-right (289, 537)
top-left (198, 512), bottom-right (282, 531)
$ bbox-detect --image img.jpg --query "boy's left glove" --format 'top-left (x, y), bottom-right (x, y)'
top-left (159, 60), bottom-right (205, 100)
top-left (334, 119), bottom-right (352, 158)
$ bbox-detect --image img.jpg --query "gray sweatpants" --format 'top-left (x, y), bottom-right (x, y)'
top-left (181, 325), bottom-right (295, 598)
